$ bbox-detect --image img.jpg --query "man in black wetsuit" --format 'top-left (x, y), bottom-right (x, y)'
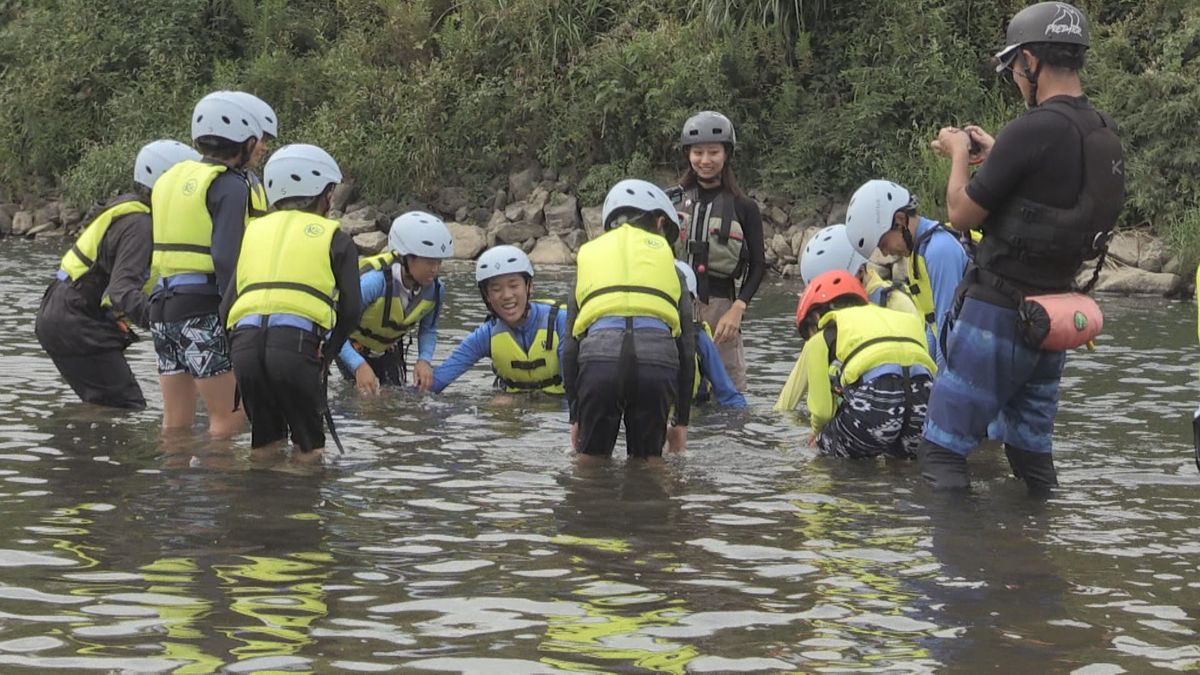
top-left (919, 1), bottom-right (1125, 492)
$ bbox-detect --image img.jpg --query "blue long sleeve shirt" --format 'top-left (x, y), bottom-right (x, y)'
top-left (916, 217), bottom-right (968, 368)
top-left (337, 269), bottom-right (443, 373)
top-left (696, 330), bottom-right (748, 408)
top-left (432, 302), bottom-right (568, 393)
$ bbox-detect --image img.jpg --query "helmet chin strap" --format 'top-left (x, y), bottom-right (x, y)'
top-left (1020, 52), bottom-right (1043, 109)
top-left (898, 213), bottom-right (915, 253)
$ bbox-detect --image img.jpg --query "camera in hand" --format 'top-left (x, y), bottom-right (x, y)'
top-left (664, 185), bottom-right (685, 206)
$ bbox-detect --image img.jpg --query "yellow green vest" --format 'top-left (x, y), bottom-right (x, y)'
top-left (574, 224), bottom-right (682, 337)
top-left (692, 320), bottom-right (714, 399)
top-left (490, 301), bottom-right (564, 394)
top-left (60, 200), bottom-right (150, 282)
top-left (248, 173), bottom-right (268, 217)
top-left (227, 211), bottom-right (340, 330)
top-left (351, 252), bottom-right (439, 353)
top-left (819, 304), bottom-right (937, 388)
top-left (906, 222), bottom-right (981, 333)
top-left (151, 160), bottom-right (227, 278)
top-left (59, 199), bottom-right (153, 315)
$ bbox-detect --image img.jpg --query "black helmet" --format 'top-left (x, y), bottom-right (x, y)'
top-left (994, 2), bottom-right (1090, 73)
top-left (680, 111), bottom-right (737, 147)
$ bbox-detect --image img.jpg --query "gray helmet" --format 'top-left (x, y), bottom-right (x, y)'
top-left (680, 111), bottom-right (737, 147)
top-left (994, 2), bottom-right (1090, 72)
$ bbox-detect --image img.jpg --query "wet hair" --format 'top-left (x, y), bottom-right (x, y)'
top-left (195, 136), bottom-right (258, 168)
top-left (1024, 42), bottom-right (1087, 72)
top-left (607, 207), bottom-right (663, 232)
top-left (679, 144), bottom-right (746, 199)
top-left (273, 184), bottom-right (333, 214)
top-left (798, 295), bottom-right (869, 339)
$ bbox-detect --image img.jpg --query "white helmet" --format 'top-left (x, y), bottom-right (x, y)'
top-left (844, 179), bottom-right (915, 257)
top-left (133, 139), bottom-right (201, 190)
top-left (674, 260), bottom-right (697, 298)
top-left (225, 91), bottom-right (278, 138)
top-left (264, 144), bottom-right (342, 206)
top-left (389, 211), bottom-right (454, 258)
top-left (800, 224), bottom-right (869, 284)
top-left (476, 245), bottom-right (534, 284)
top-left (601, 179), bottom-right (681, 237)
top-left (191, 91), bottom-right (263, 143)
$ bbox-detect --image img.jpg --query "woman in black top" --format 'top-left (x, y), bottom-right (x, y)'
top-left (675, 110), bottom-right (766, 391)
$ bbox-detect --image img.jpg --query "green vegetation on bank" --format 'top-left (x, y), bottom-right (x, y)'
top-left (0, 0), bottom-right (1197, 260)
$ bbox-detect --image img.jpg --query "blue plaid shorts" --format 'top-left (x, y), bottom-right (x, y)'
top-left (923, 297), bottom-right (1066, 455)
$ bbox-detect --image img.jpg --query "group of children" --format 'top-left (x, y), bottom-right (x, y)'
top-left (776, 180), bottom-right (976, 460)
top-left (35, 93), bottom-right (749, 463)
top-left (31, 88), bottom-right (1104, 470)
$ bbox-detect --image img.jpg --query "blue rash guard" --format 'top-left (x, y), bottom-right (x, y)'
top-left (696, 330), bottom-right (747, 408)
top-left (336, 269), bottom-right (443, 373)
top-left (431, 302), bottom-right (568, 394)
top-left (916, 217), bottom-right (969, 368)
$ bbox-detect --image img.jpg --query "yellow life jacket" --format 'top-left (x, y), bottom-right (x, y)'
top-left (819, 304), bottom-right (937, 388)
top-left (490, 300), bottom-right (565, 394)
top-left (692, 320), bottom-right (714, 399)
top-left (863, 267), bottom-right (921, 319)
top-left (248, 172), bottom-right (268, 217)
top-left (226, 211), bottom-right (340, 330)
top-left (574, 224), bottom-right (681, 337)
top-left (905, 221), bottom-right (978, 334)
top-left (60, 199), bottom-right (150, 282)
top-left (59, 198), bottom-right (154, 317)
top-left (151, 160), bottom-right (228, 278)
top-left (683, 188), bottom-right (745, 280)
top-left (351, 252), bottom-right (439, 353)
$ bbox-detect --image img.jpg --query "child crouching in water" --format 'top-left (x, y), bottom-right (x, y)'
top-left (431, 245), bottom-right (567, 394)
top-left (792, 270), bottom-right (936, 459)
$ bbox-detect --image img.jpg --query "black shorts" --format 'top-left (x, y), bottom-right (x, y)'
top-left (230, 326), bottom-right (327, 452)
top-left (575, 359), bottom-right (678, 458)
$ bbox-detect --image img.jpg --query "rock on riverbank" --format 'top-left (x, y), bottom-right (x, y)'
top-left (0, 168), bottom-right (1189, 297)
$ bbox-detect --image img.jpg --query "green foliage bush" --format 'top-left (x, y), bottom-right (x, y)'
top-left (0, 0), bottom-right (1195, 265)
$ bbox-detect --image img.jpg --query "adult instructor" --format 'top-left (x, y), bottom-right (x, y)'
top-left (918, 1), bottom-right (1125, 492)
top-left (676, 111), bottom-right (766, 391)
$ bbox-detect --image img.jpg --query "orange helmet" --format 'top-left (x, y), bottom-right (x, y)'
top-left (795, 270), bottom-right (868, 330)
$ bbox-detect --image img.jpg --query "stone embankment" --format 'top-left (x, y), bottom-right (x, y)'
top-left (0, 164), bottom-right (1189, 296)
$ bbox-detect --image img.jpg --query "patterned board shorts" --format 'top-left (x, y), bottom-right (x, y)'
top-left (151, 313), bottom-right (232, 378)
top-left (818, 373), bottom-right (933, 460)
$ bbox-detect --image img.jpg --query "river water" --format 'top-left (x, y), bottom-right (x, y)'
top-left (0, 237), bottom-right (1197, 674)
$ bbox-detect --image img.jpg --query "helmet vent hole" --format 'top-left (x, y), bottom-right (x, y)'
top-left (857, 238), bottom-right (865, 247)
top-left (886, 192), bottom-right (893, 200)
top-left (196, 115), bottom-right (204, 124)
top-left (290, 174), bottom-right (302, 182)
top-left (422, 240), bottom-right (434, 246)
top-left (221, 115), bottom-right (231, 125)
top-left (312, 170), bottom-right (321, 176)
top-left (267, 179), bottom-right (274, 188)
